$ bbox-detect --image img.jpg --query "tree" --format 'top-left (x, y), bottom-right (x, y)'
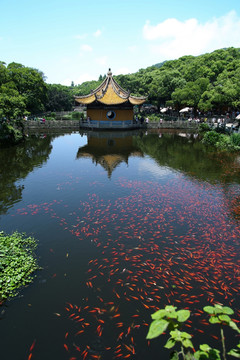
top-left (45, 84), bottom-right (74, 112)
top-left (172, 78), bottom-right (209, 113)
top-left (6, 62), bottom-right (47, 114)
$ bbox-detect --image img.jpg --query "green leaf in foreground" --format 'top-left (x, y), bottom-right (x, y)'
top-left (146, 319), bottom-right (169, 339)
top-left (176, 309), bottom-right (190, 322)
top-left (228, 343), bottom-right (240, 358)
top-left (0, 231), bottom-right (40, 301)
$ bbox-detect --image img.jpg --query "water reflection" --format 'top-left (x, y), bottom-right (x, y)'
top-left (77, 130), bottom-right (240, 184)
top-left (0, 135), bottom-right (53, 214)
top-left (133, 131), bottom-right (240, 184)
top-left (77, 130), bottom-right (144, 178)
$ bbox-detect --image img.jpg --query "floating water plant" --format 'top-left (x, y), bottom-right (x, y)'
top-left (0, 231), bottom-right (39, 302)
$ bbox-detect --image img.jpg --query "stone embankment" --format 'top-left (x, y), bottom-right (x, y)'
top-left (24, 119), bottom-right (199, 131)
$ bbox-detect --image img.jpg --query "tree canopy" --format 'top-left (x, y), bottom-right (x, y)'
top-left (1, 47), bottom-right (240, 120)
top-left (113, 47), bottom-right (240, 113)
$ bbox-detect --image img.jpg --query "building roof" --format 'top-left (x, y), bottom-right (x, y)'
top-left (75, 68), bottom-right (147, 106)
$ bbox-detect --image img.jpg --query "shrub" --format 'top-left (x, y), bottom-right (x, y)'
top-left (216, 134), bottom-right (232, 150)
top-left (62, 115), bottom-right (72, 120)
top-left (72, 111), bottom-right (83, 120)
top-left (230, 133), bottom-right (240, 147)
top-left (202, 131), bottom-right (221, 146)
top-left (199, 123), bottom-right (210, 132)
top-left (149, 114), bottom-right (161, 122)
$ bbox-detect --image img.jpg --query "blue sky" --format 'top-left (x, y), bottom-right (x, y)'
top-left (1, 0), bottom-right (240, 85)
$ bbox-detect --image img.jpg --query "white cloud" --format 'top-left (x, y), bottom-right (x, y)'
top-left (143, 11), bottom-right (240, 59)
top-left (139, 160), bottom-right (171, 178)
top-left (80, 44), bottom-right (93, 52)
top-left (93, 29), bottom-right (102, 37)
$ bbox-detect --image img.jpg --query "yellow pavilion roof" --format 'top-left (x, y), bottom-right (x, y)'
top-left (75, 69), bottom-right (147, 106)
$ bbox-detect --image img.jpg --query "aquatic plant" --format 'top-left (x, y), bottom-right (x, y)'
top-left (0, 231), bottom-right (39, 302)
top-left (146, 304), bottom-right (240, 360)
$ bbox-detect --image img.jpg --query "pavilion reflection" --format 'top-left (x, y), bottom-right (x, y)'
top-left (76, 131), bottom-right (144, 178)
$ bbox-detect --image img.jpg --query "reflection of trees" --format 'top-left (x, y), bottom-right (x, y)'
top-left (134, 132), bottom-right (240, 223)
top-left (133, 133), bottom-right (240, 184)
top-left (0, 135), bottom-right (53, 215)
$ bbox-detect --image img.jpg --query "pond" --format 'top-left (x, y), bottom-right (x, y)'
top-left (0, 129), bottom-right (240, 360)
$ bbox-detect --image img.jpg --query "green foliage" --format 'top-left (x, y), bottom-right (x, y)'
top-left (1, 46), bottom-right (240, 127)
top-left (230, 133), bottom-right (240, 147)
top-left (111, 47), bottom-right (240, 113)
top-left (0, 119), bottom-right (25, 144)
top-left (203, 305), bottom-right (239, 332)
top-left (228, 344), bottom-right (240, 358)
top-left (199, 123), bottom-right (211, 132)
top-left (146, 305), bottom-right (240, 360)
top-left (215, 134), bottom-right (232, 150)
top-left (202, 131), bottom-right (221, 146)
top-left (202, 130), bottom-right (240, 151)
top-left (194, 344), bottom-right (221, 360)
top-left (62, 114), bottom-right (72, 120)
top-left (0, 231), bottom-right (39, 301)
top-left (74, 79), bottom-right (102, 96)
top-left (71, 111), bottom-right (84, 120)
top-left (45, 84), bottom-right (73, 112)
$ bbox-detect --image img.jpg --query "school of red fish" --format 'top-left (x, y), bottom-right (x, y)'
top-left (17, 175), bottom-right (240, 360)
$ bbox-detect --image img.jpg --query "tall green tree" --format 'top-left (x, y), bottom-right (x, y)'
top-left (7, 62), bottom-right (47, 114)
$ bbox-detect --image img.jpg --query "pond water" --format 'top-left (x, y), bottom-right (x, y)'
top-left (0, 130), bottom-right (240, 360)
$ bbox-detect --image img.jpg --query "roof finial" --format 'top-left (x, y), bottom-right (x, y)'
top-left (107, 68), bottom-right (112, 76)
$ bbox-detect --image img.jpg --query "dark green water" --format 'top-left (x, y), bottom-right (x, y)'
top-left (0, 130), bottom-right (239, 360)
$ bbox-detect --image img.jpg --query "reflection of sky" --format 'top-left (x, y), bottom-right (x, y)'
top-left (138, 158), bottom-right (177, 180)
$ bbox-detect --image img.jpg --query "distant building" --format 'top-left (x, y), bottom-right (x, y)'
top-left (75, 68), bottom-right (147, 128)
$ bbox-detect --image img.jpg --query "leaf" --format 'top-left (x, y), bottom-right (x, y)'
top-left (165, 338), bottom-right (176, 349)
top-left (222, 306), bottom-right (234, 315)
top-left (203, 306), bottom-right (215, 314)
top-left (209, 316), bottom-right (221, 324)
top-left (208, 349), bottom-right (221, 360)
top-left (170, 350), bottom-right (179, 360)
top-left (229, 321), bottom-right (240, 333)
top-left (219, 314), bottom-right (231, 323)
top-left (180, 331), bottom-right (192, 339)
top-left (165, 305), bottom-right (177, 312)
top-left (182, 339), bottom-right (194, 349)
top-left (170, 330), bottom-right (181, 340)
top-left (176, 310), bottom-right (190, 322)
top-left (146, 319), bottom-right (169, 339)
top-left (200, 344), bottom-right (211, 352)
top-left (228, 349), bottom-right (240, 358)
top-left (151, 309), bottom-right (167, 320)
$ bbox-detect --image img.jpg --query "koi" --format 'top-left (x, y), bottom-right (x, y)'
top-left (29, 339), bottom-right (36, 352)
top-left (75, 330), bottom-right (84, 335)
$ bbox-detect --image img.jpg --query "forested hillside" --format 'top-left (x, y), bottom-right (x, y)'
top-left (1, 47), bottom-right (240, 118)
top-left (113, 47), bottom-right (240, 113)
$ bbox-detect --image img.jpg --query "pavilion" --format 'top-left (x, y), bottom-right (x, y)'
top-left (75, 69), bottom-right (147, 129)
